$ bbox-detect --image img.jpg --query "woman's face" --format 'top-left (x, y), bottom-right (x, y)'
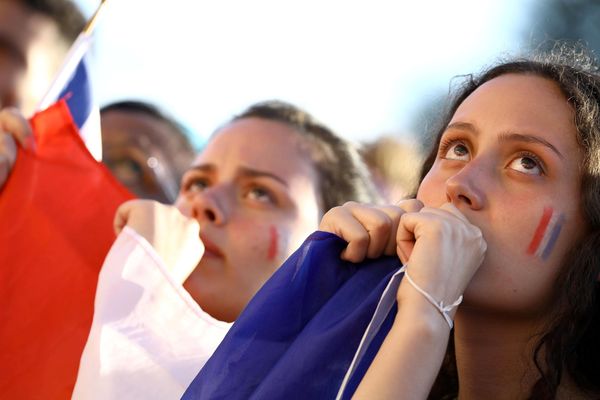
top-left (417, 73), bottom-right (587, 315)
top-left (175, 117), bottom-right (321, 321)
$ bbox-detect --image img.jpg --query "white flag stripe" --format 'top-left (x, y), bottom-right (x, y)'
top-left (36, 34), bottom-right (92, 113)
top-left (73, 227), bottom-right (231, 399)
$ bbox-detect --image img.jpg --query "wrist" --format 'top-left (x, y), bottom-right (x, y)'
top-left (396, 266), bottom-right (462, 329)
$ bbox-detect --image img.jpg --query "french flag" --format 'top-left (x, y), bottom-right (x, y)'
top-left (0, 3), bottom-right (233, 396)
top-left (36, 31), bottom-right (101, 161)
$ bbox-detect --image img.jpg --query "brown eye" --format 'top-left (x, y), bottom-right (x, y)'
top-left (443, 142), bottom-right (470, 161)
top-left (246, 186), bottom-right (275, 204)
top-left (183, 177), bottom-right (210, 193)
top-left (508, 155), bottom-right (542, 175)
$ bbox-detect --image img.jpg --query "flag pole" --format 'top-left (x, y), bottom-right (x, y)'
top-left (35, 0), bottom-right (109, 112)
top-left (83, 0), bottom-right (108, 36)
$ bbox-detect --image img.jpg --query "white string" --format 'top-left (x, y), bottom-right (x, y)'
top-left (399, 265), bottom-right (462, 329)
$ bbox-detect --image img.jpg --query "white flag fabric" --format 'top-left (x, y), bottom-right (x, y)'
top-left (72, 227), bottom-right (231, 399)
top-left (36, 33), bottom-right (102, 161)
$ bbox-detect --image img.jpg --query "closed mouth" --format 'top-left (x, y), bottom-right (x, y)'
top-left (200, 234), bottom-right (224, 258)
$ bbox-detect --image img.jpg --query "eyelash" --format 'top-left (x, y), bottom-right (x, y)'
top-left (180, 176), bottom-right (278, 205)
top-left (245, 185), bottom-right (277, 204)
top-left (438, 138), bottom-right (467, 158)
top-left (512, 151), bottom-right (546, 175)
top-left (437, 138), bottom-right (547, 175)
top-left (181, 175), bottom-right (209, 193)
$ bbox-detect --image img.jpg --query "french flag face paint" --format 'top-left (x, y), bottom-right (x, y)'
top-left (527, 207), bottom-right (565, 261)
top-left (267, 225), bottom-right (279, 261)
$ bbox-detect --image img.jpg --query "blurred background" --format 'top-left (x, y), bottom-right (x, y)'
top-left (72, 0), bottom-right (600, 148)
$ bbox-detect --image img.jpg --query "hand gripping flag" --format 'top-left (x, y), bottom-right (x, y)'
top-left (0, 101), bottom-right (133, 399)
top-left (182, 231), bottom-right (404, 400)
top-left (71, 226), bottom-right (231, 400)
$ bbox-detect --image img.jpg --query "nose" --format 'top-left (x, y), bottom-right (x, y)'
top-left (445, 162), bottom-right (486, 210)
top-left (178, 187), bottom-right (228, 226)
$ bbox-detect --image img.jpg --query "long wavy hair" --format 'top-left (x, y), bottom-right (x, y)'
top-left (422, 44), bottom-right (600, 399)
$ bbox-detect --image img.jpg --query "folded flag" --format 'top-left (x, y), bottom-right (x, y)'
top-left (72, 226), bottom-right (231, 400)
top-left (0, 101), bottom-right (133, 399)
top-left (182, 231), bottom-right (402, 399)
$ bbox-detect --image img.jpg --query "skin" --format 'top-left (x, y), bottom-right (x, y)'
top-left (0, 0), bottom-right (67, 114)
top-left (0, 1), bottom-right (67, 183)
top-left (417, 73), bottom-right (586, 316)
top-left (0, 109), bottom-right (323, 323)
top-left (101, 110), bottom-right (193, 203)
top-left (175, 117), bottom-right (322, 322)
top-left (320, 74), bottom-right (589, 399)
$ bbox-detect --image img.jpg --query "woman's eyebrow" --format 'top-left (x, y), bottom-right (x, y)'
top-left (238, 166), bottom-right (289, 187)
top-left (498, 133), bottom-right (564, 159)
top-left (446, 122), bottom-right (564, 159)
top-left (446, 121), bottom-right (478, 134)
top-left (186, 164), bottom-right (215, 173)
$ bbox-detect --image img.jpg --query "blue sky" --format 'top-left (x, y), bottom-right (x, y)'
top-left (74, 0), bottom-right (536, 147)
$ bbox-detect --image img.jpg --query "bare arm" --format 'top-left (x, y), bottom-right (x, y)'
top-left (320, 201), bottom-right (486, 399)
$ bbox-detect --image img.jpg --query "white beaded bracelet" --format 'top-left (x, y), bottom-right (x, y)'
top-left (399, 265), bottom-right (463, 329)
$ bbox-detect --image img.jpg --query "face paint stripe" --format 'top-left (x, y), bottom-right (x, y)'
top-left (267, 225), bottom-right (278, 261)
top-left (535, 211), bottom-right (559, 258)
top-left (540, 214), bottom-right (565, 261)
top-left (527, 207), bottom-right (553, 255)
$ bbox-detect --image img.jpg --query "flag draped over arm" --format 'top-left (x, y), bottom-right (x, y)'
top-left (0, 101), bottom-right (133, 399)
top-left (182, 231), bottom-right (402, 400)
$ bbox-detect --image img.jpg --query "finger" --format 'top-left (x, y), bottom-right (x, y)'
top-left (113, 201), bottom-right (135, 236)
top-left (349, 205), bottom-right (394, 259)
top-left (395, 198), bottom-right (425, 213)
top-left (396, 212), bottom-right (420, 264)
top-left (336, 218), bottom-right (371, 263)
top-left (320, 205), bottom-right (370, 262)
top-left (0, 108), bottom-right (32, 147)
top-left (384, 200), bottom-right (425, 258)
top-left (438, 202), bottom-right (470, 223)
top-left (376, 205), bottom-right (406, 256)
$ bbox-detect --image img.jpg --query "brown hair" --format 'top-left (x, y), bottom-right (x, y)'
top-left (422, 43), bottom-right (600, 399)
top-left (228, 100), bottom-right (382, 214)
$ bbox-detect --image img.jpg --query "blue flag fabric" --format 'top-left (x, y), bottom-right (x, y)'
top-left (58, 60), bottom-right (92, 129)
top-left (182, 231), bottom-right (401, 399)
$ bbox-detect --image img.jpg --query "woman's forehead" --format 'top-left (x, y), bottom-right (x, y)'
top-left (192, 118), bottom-right (318, 180)
top-left (450, 74), bottom-right (577, 146)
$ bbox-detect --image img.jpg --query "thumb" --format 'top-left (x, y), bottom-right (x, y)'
top-left (114, 201), bottom-right (134, 236)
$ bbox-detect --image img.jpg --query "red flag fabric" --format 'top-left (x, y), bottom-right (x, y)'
top-left (0, 101), bottom-right (133, 399)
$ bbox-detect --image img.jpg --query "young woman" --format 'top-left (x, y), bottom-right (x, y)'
top-left (319, 45), bottom-right (600, 399)
top-left (116, 100), bottom-right (381, 322)
top-left (0, 100), bottom-right (381, 398)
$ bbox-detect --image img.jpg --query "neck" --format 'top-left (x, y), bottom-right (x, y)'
top-left (453, 307), bottom-right (545, 400)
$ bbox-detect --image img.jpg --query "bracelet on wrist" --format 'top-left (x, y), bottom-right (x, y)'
top-left (399, 265), bottom-right (462, 329)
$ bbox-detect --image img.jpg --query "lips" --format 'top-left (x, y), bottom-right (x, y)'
top-left (200, 234), bottom-right (224, 259)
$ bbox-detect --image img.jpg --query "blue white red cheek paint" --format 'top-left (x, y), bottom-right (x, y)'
top-left (267, 225), bottom-right (279, 261)
top-left (526, 207), bottom-right (565, 261)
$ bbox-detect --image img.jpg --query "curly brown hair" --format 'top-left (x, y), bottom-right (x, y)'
top-left (421, 43), bottom-right (600, 399)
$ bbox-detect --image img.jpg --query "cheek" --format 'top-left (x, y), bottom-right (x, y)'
top-left (267, 225), bottom-right (279, 261)
top-left (416, 168), bottom-right (447, 206)
top-left (526, 207), bottom-right (565, 262)
top-left (173, 195), bottom-right (192, 217)
top-left (233, 221), bottom-right (290, 264)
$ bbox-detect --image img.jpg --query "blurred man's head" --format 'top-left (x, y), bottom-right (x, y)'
top-left (100, 100), bottom-right (197, 203)
top-left (0, 0), bottom-right (84, 113)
